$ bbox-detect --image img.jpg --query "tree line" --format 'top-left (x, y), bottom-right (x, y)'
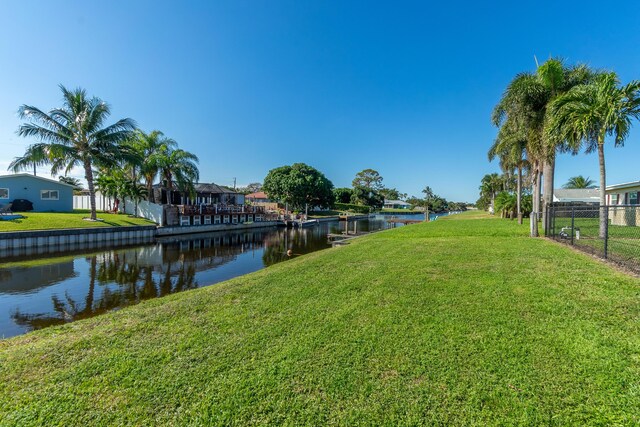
top-left (480, 58), bottom-right (640, 237)
top-left (263, 165), bottom-right (466, 213)
top-left (9, 85), bottom-right (199, 220)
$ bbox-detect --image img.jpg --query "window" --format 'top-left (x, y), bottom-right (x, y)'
top-left (0, 188), bottom-right (8, 199)
top-left (611, 194), bottom-right (619, 205)
top-left (41, 190), bottom-right (59, 200)
top-left (630, 192), bottom-right (639, 205)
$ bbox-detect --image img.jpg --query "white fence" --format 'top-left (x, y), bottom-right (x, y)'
top-left (73, 194), bottom-right (114, 211)
top-left (123, 199), bottom-right (164, 224)
top-left (73, 194), bottom-right (163, 225)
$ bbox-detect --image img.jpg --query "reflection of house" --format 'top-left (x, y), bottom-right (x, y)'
top-left (606, 181), bottom-right (640, 226)
top-left (383, 199), bottom-right (411, 209)
top-left (154, 183), bottom-right (245, 206)
top-left (245, 192), bottom-right (279, 211)
top-left (552, 188), bottom-right (600, 204)
top-left (0, 174), bottom-right (74, 212)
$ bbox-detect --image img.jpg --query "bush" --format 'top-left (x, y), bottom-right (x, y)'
top-left (334, 203), bottom-right (370, 214)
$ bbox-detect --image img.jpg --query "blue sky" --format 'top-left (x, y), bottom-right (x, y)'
top-left (1, 1), bottom-right (639, 202)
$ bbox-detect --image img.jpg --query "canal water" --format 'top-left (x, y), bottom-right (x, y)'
top-left (0, 213), bottom-right (447, 338)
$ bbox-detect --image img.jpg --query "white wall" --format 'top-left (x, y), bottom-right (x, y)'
top-left (73, 194), bottom-right (163, 224)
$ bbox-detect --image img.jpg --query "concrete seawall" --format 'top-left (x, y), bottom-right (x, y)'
top-left (156, 221), bottom-right (281, 236)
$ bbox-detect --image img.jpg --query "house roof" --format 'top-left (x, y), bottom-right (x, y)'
top-left (606, 181), bottom-right (640, 191)
top-left (246, 191), bottom-right (268, 199)
top-left (153, 182), bottom-right (239, 194)
top-left (0, 173), bottom-right (76, 188)
top-left (193, 183), bottom-right (237, 194)
top-left (553, 188), bottom-right (600, 203)
top-left (384, 199), bottom-right (411, 205)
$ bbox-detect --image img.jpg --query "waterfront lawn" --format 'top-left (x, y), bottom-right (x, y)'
top-left (0, 210), bottom-right (156, 231)
top-left (1, 212), bottom-right (639, 425)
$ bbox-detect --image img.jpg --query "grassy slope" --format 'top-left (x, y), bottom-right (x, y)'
top-left (1, 212), bottom-right (639, 426)
top-left (0, 211), bottom-right (156, 231)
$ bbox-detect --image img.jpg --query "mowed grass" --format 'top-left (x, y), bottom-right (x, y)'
top-left (0, 210), bottom-right (156, 231)
top-left (1, 212), bottom-right (639, 425)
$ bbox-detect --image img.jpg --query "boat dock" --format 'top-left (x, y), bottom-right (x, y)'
top-left (386, 218), bottom-right (424, 227)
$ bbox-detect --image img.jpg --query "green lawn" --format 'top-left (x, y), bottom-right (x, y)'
top-left (0, 210), bottom-right (156, 231)
top-left (1, 212), bottom-right (639, 425)
top-left (379, 208), bottom-right (421, 214)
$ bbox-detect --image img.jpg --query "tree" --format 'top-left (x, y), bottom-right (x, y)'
top-left (246, 182), bottom-right (263, 193)
top-left (548, 72), bottom-right (640, 237)
top-left (236, 183), bottom-right (263, 195)
top-left (479, 174), bottom-right (503, 214)
top-left (563, 176), bottom-right (596, 189)
top-left (158, 147), bottom-right (199, 205)
top-left (263, 163), bottom-right (334, 211)
top-left (130, 130), bottom-right (177, 203)
top-left (350, 186), bottom-right (384, 210)
top-left (352, 169), bottom-right (383, 190)
top-left (333, 187), bottom-right (353, 204)
top-left (422, 186), bottom-right (434, 221)
top-left (58, 175), bottom-right (83, 192)
top-left (379, 187), bottom-right (406, 201)
top-left (489, 115), bottom-right (529, 224)
top-left (492, 59), bottom-right (594, 236)
top-left (9, 86), bottom-right (136, 220)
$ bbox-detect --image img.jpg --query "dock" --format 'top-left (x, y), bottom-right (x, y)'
top-left (386, 218), bottom-right (424, 226)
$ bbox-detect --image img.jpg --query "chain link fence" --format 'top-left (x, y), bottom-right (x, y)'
top-left (547, 203), bottom-right (640, 273)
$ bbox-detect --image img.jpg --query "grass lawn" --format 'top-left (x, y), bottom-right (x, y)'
top-left (0, 210), bottom-right (156, 231)
top-left (1, 212), bottom-right (639, 425)
top-left (308, 210), bottom-right (342, 218)
top-left (379, 208), bottom-right (421, 214)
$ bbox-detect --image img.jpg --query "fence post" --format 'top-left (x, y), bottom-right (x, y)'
top-left (603, 205), bottom-right (609, 259)
top-left (570, 207), bottom-right (575, 245)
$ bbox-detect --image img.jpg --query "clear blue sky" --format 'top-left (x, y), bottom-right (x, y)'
top-left (1, 1), bottom-right (639, 202)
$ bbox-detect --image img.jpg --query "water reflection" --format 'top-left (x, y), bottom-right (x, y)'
top-left (0, 215), bottom-right (432, 338)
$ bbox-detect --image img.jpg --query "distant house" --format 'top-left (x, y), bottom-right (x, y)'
top-left (605, 181), bottom-right (640, 205)
top-left (245, 191), bottom-right (279, 211)
top-left (0, 173), bottom-right (74, 212)
top-left (552, 188), bottom-right (600, 204)
top-left (383, 199), bottom-right (411, 209)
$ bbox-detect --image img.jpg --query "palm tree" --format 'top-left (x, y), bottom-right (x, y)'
top-left (158, 147), bottom-right (199, 205)
top-left (479, 173), bottom-right (503, 214)
top-left (563, 175), bottom-right (596, 189)
top-left (8, 86), bottom-right (136, 220)
top-left (422, 186), bottom-right (434, 221)
top-left (131, 130), bottom-right (177, 203)
top-left (491, 60), bottom-right (594, 235)
top-left (488, 118), bottom-right (529, 224)
top-left (548, 72), bottom-right (640, 237)
top-left (58, 176), bottom-right (83, 191)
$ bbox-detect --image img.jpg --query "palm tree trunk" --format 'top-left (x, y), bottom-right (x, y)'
top-left (598, 141), bottom-right (607, 239)
top-left (517, 164), bottom-right (522, 225)
top-left (84, 159), bottom-right (97, 221)
top-left (530, 164), bottom-right (540, 237)
top-left (146, 178), bottom-right (154, 204)
top-left (542, 156), bottom-right (555, 234)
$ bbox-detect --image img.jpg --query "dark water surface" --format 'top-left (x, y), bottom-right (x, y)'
top-left (0, 213), bottom-right (449, 338)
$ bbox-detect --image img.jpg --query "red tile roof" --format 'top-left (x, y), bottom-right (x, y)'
top-left (246, 192), bottom-right (268, 199)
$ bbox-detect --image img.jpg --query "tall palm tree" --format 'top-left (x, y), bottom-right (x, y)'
top-left (563, 175), bottom-right (596, 189)
top-left (492, 60), bottom-right (594, 235)
top-left (131, 130), bottom-right (177, 203)
top-left (422, 186), bottom-right (434, 221)
top-left (158, 147), bottom-right (199, 205)
top-left (8, 86), bottom-right (136, 220)
top-left (548, 72), bottom-right (640, 237)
